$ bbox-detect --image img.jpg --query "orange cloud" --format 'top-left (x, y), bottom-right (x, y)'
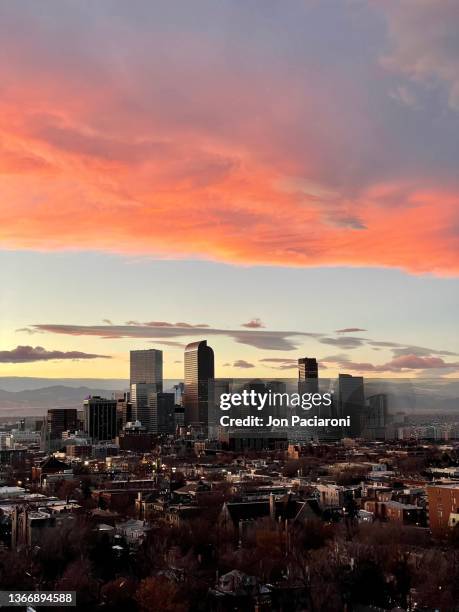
top-left (0, 100), bottom-right (458, 275)
top-left (0, 20), bottom-right (458, 276)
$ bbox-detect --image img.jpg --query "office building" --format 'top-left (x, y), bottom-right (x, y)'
top-left (298, 357), bottom-right (319, 391)
top-left (148, 392), bottom-right (175, 435)
top-left (83, 396), bottom-right (117, 442)
top-left (173, 382), bottom-right (185, 406)
top-left (130, 383), bottom-right (158, 433)
top-left (183, 340), bottom-right (214, 428)
top-left (367, 394), bottom-right (388, 428)
top-left (338, 374), bottom-right (365, 438)
top-left (116, 392), bottom-right (132, 428)
top-left (43, 408), bottom-right (78, 451)
top-left (362, 394), bottom-right (388, 440)
top-left (47, 408), bottom-right (78, 440)
top-left (130, 349), bottom-right (163, 391)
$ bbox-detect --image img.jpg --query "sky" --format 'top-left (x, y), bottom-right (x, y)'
top-left (0, 0), bottom-right (458, 381)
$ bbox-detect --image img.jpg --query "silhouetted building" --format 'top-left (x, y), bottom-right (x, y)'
top-left (298, 357), bottom-right (319, 392)
top-left (148, 392), bottom-right (175, 435)
top-left (130, 349), bottom-right (163, 391)
top-left (47, 408), bottom-right (77, 440)
top-left (183, 340), bottom-right (214, 428)
top-left (337, 374), bottom-right (365, 438)
top-left (43, 408), bottom-right (78, 451)
top-left (83, 396), bottom-right (117, 442)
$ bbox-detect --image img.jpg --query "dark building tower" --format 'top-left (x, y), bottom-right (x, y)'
top-left (83, 396), bottom-right (117, 442)
top-left (148, 392), bottom-right (176, 435)
top-left (298, 357), bottom-right (319, 394)
top-left (130, 349), bottom-right (163, 391)
top-left (337, 374), bottom-right (365, 438)
top-left (298, 357), bottom-right (318, 381)
top-left (47, 408), bottom-right (78, 440)
top-left (183, 340), bottom-right (214, 428)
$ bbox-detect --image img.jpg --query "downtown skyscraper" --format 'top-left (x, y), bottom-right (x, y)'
top-left (337, 373), bottom-right (365, 438)
top-left (298, 357), bottom-right (319, 394)
top-left (183, 340), bottom-right (214, 429)
top-left (130, 349), bottom-right (163, 434)
top-left (130, 349), bottom-right (163, 391)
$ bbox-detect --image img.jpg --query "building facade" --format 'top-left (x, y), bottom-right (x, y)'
top-left (183, 340), bottom-right (214, 429)
top-left (83, 396), bottom-right (117, 442)
top-left (130, 349), bottom-right (163, 391)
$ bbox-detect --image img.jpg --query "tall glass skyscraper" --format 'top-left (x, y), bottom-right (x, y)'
top-left (183, 340), bottom-right (214, 429)
top-left (130, 349), bottom-right (163, 391)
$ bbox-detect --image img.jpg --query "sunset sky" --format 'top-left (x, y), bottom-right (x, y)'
top-left (1, 0), bottom-right (458, 380)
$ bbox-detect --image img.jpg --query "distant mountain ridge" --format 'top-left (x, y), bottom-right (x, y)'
top-left (0, 377), bottom-right (457, 417)
top-left (0, 378), bottom-right (181, 416)
top-left (0, 385), bottom-right (126, 416)
top-left (0, 377), bottom-right (129, 392)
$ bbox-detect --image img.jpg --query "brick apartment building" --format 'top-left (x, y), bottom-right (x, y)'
top-left (427, 483), bottom-right (459, 534)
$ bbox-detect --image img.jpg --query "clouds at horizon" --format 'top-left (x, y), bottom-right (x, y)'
top-left (28, 322), bottom-right (321, 351)
top-left (17, 320), bottom-right (459, 375)
top-left (0, 346), bottom-right (111, 363)
top-left (0, 1), bottom-right (458, 274)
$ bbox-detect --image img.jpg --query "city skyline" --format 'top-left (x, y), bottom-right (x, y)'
top-left (1, 4), bottom-right (459, 609)
top-left (0, 1), bottom-right (458, 380)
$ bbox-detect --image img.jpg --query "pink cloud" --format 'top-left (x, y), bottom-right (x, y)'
top-left (241, 318), bottom-right (266, 329)
top-left (0, 345), bottom-right (111, 363)
top-left (324, 353), bottom-right (459, 373)
top-left (0, 3), bottom-right (458, 275)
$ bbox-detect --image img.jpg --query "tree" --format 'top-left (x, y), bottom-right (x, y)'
top-left (100, 577), bottom-right (137, 611)
top-left (54, 559), bottom-right (98, 608)
top-left (135, 576), bottom-right (186, 612)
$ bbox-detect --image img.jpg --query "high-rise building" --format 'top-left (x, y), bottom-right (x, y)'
top-left (47, 408), bottom-right (78, 439)
top-left (337, 374), bottom-right (365, 438)
top-left (130, 349), bottom-right (163, 391)
top-left (173, 382), bottom-right (185, 406)
top-left (298, 357), bottom-right (319, 397)
top-left (43, 408), bottom-right (78, 450)
top-left (296, 357), bottom-right (325, 441)
top-left (83, 396), bottom-right (117, 442)
top-left (131, 385), bottom-right (175, 435)
top-left (298, 357), bottom-right (318, 383)
top-left (366, 394), bottom-right (388, 427)
top-left (116, 392), bottom-right (132, 428)
top-left (183, 340), bottom-right (214, 428)
top-left (362, 394), bottom-right (388, 440)
top-left (130, 383), bottom-right (158, 433)
top-left (148, 392), bottom-right (175, 435)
